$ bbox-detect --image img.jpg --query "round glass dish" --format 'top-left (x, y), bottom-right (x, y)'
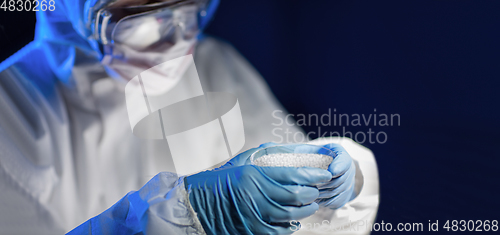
top-left (249, 144), bottom-right (337, 170)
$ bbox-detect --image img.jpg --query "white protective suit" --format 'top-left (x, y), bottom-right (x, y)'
top-left (0, 1), bottom-right (379, 234)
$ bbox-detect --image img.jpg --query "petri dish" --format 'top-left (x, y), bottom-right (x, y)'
top-left (249, 144), bottom-right (336, 170)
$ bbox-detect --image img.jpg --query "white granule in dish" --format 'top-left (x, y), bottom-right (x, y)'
top-left (252, 153), bottom-right (333, 170)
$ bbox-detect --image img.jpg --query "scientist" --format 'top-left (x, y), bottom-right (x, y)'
top-left (0, 0), bottom-right (379, 234)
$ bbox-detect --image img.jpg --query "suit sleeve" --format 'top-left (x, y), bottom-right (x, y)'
top-left (68, 173), bottom-right (206, 235)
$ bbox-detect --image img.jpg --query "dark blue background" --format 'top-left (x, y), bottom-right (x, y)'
top-left (1, 0), bottom-right (499, 233)
top-left (204, 0), bottom-right (500, 232)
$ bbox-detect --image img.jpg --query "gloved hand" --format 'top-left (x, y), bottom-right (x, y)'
top-left (223, 142), bottom-right (356, 210)
top-left (316, 143), bottom-right (356, 209)
top-left (184, 147), bottom-right (332, 235)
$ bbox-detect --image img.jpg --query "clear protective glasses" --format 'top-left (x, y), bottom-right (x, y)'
top-left (93, 0), bottom-right (206, 50)
top-left (88, 0), bottom-right (209, 80)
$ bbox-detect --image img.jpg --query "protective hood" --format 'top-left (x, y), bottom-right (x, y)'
top-left (31, 0), bottom-right (96, 85)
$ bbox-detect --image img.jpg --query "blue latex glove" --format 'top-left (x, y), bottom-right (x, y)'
top-left (184, 147), bottom-right (332, 235)
top-left (229, 142), bottom-right (356, 210)
top-left (316, 143), bottom-right (356, 209)
top-left (224, 142), bottom-right (356, 210)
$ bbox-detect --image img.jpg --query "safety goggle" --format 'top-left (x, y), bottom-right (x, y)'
top-left (91, 0), bottom-right (207, 48)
